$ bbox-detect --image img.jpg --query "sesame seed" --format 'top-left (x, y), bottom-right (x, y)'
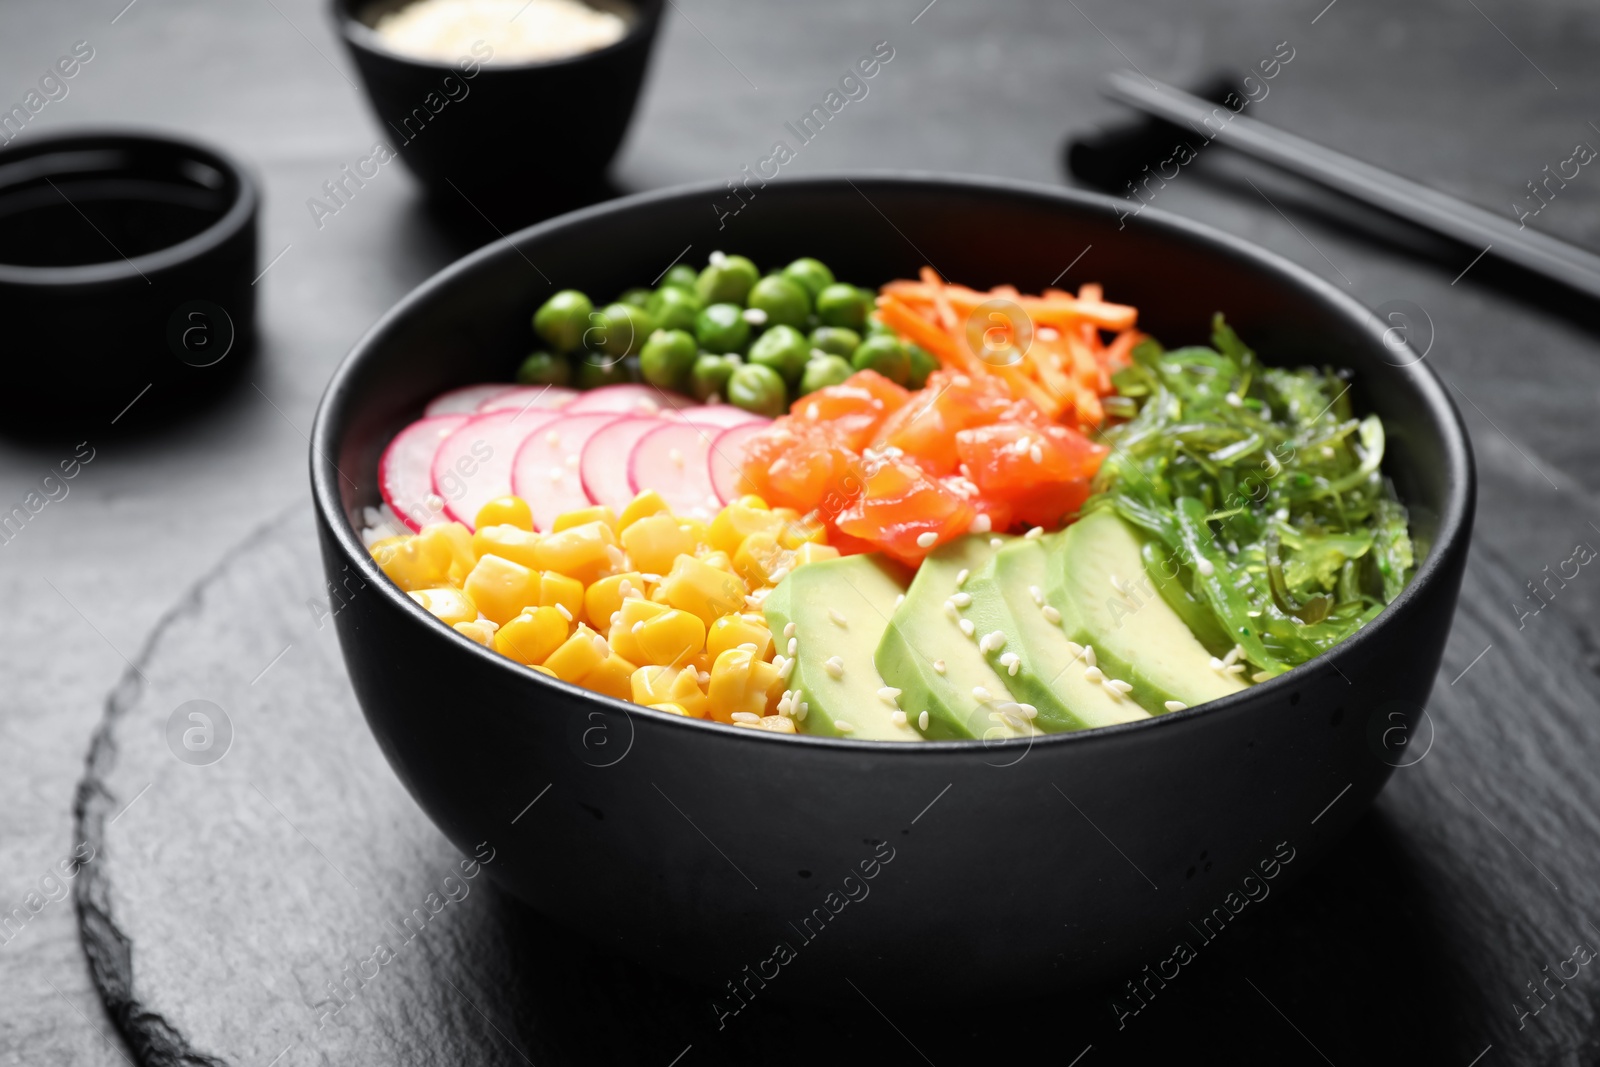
top-left (944, 599), bottom-right (958, 619)
top-left (631, 621), bottom-right (644, 634)
top-left (1064, 640), bottom-right (1084, 658)
top-left (891, 710), bottom-right (908, 727)
top-left (641, 573), bottom-right (662, 583)
top-left (829, 609), bottom-right (848, 627)
top-left (1252, 670), bottom-right (1271, 683)
top-left (951, 592), bottom-right (972, 608)
top-left (933, 659), bottom-right (946, 674)
top-left (1084, 665), bottom-right (1104, 683)
top-left (877, 686), bottom-right (902, 706)
top-left (1028, 585), bottom-right (1043, 605)
top-left (768, 567), bottom-right (790, 584)
top-left (778, 659), bottom-right (794, 680)
top-left (1083, 645), bottom-right (1096, 667)
top-left (969, 513), bottom-right (992, 534)
top-left (737, 642), bottom-right (758, 652)
top-left (834, 719), bottom-right (855, 733)
top-left (824, 656), bottom-right (844, 679)
top-left (787, 637), bottom-right (798, 656)
top-left (610, 611), bottom-right (623, 628)
top-left (669, 449), bottom-right (684, 467)
top-left (555, 603), bottom-right (573, 621)
top-left (1108, 679), bottom-right (1133, 693)
top-left (1223, 644), bottom-right (1245, 666)
top-left (1000, 652), bottom-right (1020, 676)
top-left (1225, 391), bottom-right (1242, 407)
top-left (1041, 605), bottom-right (1062, 624)
top-left (698, 670), bottom-right (711, 686)
top-left (1196, 558), bottom-right (1215, 577)
top-left (806, 402), bottom-right (820, 420)
top-left (545, 430), bottom-right (560, 446)
top-left (709, 250), bottom-right (726, 264)
top-left (1030, 444), bottom-right (1044, 464)
top-left (983, 630), bottom-right (1005, 651)
top-left (972, 686), bottom-right (992, 701)
top-left (1018, 703), bottom-right (1037, 718)
top-left (1024, 526), bottom-right (1044, 540)
top-left (1164, 700), bottom-right (1187, 712)
top-left (783, 622), bottom-right (796, 639)
top-left (1101, 681), bottom-right (1126, 700)
top-left (731, 712), bottom-right (761, 723)
top-left (591, 634), bottom-right (610, 656)
top-left (958, 619), bottom-right (976, 637)
top-left (1247, 609), bottom-right (1261, 617)
top-left (618, 579), bottom-right (634, 597)
top-left (916, 532), bottom-right (939, 548)
top-left (951, 570), bottom-right (968, 591)
top-left (918, 710), bottom-right (930, 731)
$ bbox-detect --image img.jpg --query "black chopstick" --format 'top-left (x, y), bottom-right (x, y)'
top-left (1101, 71), bottom-right (1600, 302)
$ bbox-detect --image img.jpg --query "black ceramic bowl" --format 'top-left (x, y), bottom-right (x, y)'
top-left (331, 0), bottom-right (662, 212)
top-left (311, 174), bottom-right (1474, 997)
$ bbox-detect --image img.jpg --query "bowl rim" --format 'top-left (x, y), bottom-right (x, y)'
top-left (0, 127), bottom-right (257, 288)
top-left (330, 0), bottom-right (663, 74)
top-left (310, 170), bottom-right (1476, 757)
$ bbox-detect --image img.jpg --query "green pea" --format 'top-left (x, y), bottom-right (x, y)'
top-left (661, 263), bottom-right (699, 290)
top-left (906, 344), bottom-right (940, 390)
top-left (639, 329), bottom-right (698, 391)
top-left (515, 351), bottom-right (571, 387)
top-left (689, 353), bottom-right (740, 402)
top-left (619, 287), bottom-right (653, 309)
top-left (799, 354), bottom-right (853, 395)
top-left (782, 257), bottom-right (835, 299)
top-left (590, 302), bottom-right (654, 358)
top-left (533, 289), bottom-right (593, 354)
top-left (727, 363), bottom-right (788, 418)
top-left (851, 335), bottom-right (911, 385)
top-left (695, 302), bottom-right (751, 354)
top-left (815, 283), bottom-right (874, 330)
top-left (575, 351), bottom-right (630, 389)
top-left (747, 324), bottom-right (812, 386)
top-left (808, 326), bottom-right (862, 359)
top-left (646, 285), bottom-right (702, 332)
top-left (695, 254), bottom-right (760, 305)
top-left (746, 275), bottom-right (811, 330)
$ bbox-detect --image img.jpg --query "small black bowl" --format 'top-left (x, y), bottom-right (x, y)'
top-left (311, 174), bottom-right (1475, 997)
top-left (0, 130), bottom-right (256, 430)
top-left (331, 0), bottom-right (662, 219)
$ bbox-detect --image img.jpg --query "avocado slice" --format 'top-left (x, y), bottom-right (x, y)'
top-left (1047, 509), bottom-right (1248, 711)
top-left (763, 554), bottom-right (921, 741)
top-left (875, 535), bottom-right (1037, 741)
top-left (964, 536), bottom-right (1152, 731)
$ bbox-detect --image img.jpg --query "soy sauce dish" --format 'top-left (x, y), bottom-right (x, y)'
top-left (310, 175), bottom-right (1474, 996)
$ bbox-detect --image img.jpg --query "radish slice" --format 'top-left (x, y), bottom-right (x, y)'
top-left (580, 415), bottom-right (667, 511)
top-left (431, 409), bottom-right (561, 530)
top-left (511, 413), bottom-right (627, 531)
top-left (671, 405), bottom-right (768, 433)
top-left (628, 422), bottom-right (722, 520)
top-left (565, 384), bottom-right (695, 417)
top-left (424, 383), bottom-right (515, 417)
top-left (380, 414), bottom-right (470, 532)
top-left (477, 385), bottom-right (580, 413)
top-left (707, 422), bottom-right (769, 505)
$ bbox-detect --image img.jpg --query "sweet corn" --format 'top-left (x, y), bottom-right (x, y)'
top-left (775, 508), bottom-right (827, 548)
top-left (630, 664), bottom-right (708, 719)
top-left (584, 572), bottom-right (645, 636)
top-left (530, 664), bottom-right (557, 678)
top-left (732, 532), bottom-right (791, 587)
top-left (475, 495), bottom-right (533, 531)
top-left (735, 495), bottom-right (769, 511)
top-left (533, 520), bottom-right (620, 585)
top-left (708, 503), bottom-right (784, 556)
top-left (415, 522), bottom-right (477, 582)
top-left (649, 702), bottom-right (691, 717)
top-left (706, 613), bottom-right (772, 661)
top-left (452, 620), bottom-right (496, 647)
top-left (409, 586), bottom-right (476, 626)
top-left (706, 648), bottom-right (782, 722)
top-left (584, 651), bottom-right (638, 701)
top-left (659, 555), bottom-right (747, 627)
top-left (635, 608), bottom-right (706, 667)
top-left (543, 625), bottom-right (609, 683)
top-left (537, 572), bottom-right (584, 622)
top-left (463, 554), bottom-right (542, 626)
top-left (607, 598), bottom-right (672, 662)
top-left (618, 489), bottom-right (670, 529)
top-left (553, 504), bottom-right (618, 535)
top-left (472, 524), bottom-right (544, 569)
top-left (495, 606), bottom-right (569, 665)
top-left (620, 513), bottom-right (697, 576)
top-left (793, 542), bottom-right (841, 566)
top-left (371, 535), bottom-right (451, 591)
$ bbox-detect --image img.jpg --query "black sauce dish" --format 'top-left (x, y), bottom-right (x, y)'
top-left (331, 0), bottom-right (662, 221)
top-left (310, 174), bottom-right (1475, 998)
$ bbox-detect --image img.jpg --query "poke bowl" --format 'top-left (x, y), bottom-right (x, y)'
top-left (309, 174), bottom-right (1474, 996)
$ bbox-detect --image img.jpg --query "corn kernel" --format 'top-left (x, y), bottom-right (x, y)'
top-left (533, 520), bottom-right (619, 585)
top-left (631, 664), bottom-right (708, 718)
top-left (775, 508), bottom-right (827, 548)
top-left (708, 503), bottom-right (784, 556)
top-left (732, 533), bottom-right (792, 588)
top-left (618, 489), bottom-right (670, 529)
top-left (543, 625), bottom-right (608, 682)
top-left (452, 620), bottom-right (496, 647)
top-left (706, 648), bottom-right (782, 722)
top-left (736, 494), bottom-right (769, 511)
top-left (649, 702), bottom-right (691, 717)
top-left (475, 495), bottom-right (533, 531)
top-left (620, 513), bottom-right (697, 576)
top-left (793, 542), bottom-right (841, 567)
top-left (408, 586), bottom-right (476, 627)
top-left (677, 517), bottom-right (712, 551)
top-left (463, 554), bottom-right (542, 626)
top-left (553, 504), bottom-right (619, 535)
top-left (495, 606), bottom-right (569, 665)
top-left (530, 664), bottom-right (557, 678)
top-left (472, 524), bottom-right (544, 569)
top-left (635, 608), bottom-right (707, 667)
top-left (607, 598), bottom-right (671, 662)
top-left (584, 572), bottom-right (645, 636)
top-left (584, 652), bottom-right (638, 701)
top-left (659, 555), bottom-right (748, 627)
top-left (706, 613), bottom-right (772, 660)
top-left (371, 535), bottom-right (451, 591)
top-left (537, 572), bottom-right (584, 622)
top-left (415, 522), bottom-right (477, 582)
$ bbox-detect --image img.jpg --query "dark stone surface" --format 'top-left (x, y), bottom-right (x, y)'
top-left (2, 0), bottom-right (1599, 1063)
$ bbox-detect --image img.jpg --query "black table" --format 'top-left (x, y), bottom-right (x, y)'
top-left (4, 0), bottom-right (1599, 1063)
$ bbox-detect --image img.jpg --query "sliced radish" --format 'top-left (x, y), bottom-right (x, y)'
top-left (670, 405), bottom-right (768, 433)
top-left (580, 415), bottom-right (668, 511)
top-left (565, 384), bottom-right (694, 417)
top-left (629, 422), bottom-right (722, 521)
top-left (477, 385), bottom-right (580, 413)
top-left (380, 414), bottom-right (470, 532)
top-left (424, 383), bottom-right (515, 417)
top-left (707, 422), bottom-right (769, 505)
top-left (511, 413), bottom-right (627, 531)
top-left (431, 409), bottom-right (561, 530)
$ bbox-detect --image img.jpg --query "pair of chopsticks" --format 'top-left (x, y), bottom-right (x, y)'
top-left (1083, 70), bottom-right (1600, 302)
